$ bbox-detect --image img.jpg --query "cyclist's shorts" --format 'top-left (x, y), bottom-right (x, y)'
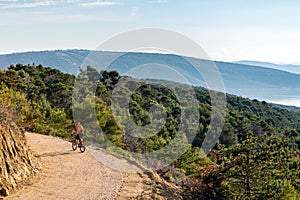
top-left (76, 134), bottom-right (83, 140)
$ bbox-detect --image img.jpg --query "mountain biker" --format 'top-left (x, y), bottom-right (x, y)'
top-left (71, 121), bottom-right (84, 144)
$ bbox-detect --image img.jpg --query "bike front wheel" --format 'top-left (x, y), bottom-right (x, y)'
top-left (72, 141), bottom-right (77, 151)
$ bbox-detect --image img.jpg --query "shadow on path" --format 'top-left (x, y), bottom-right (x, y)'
top-left (37, 151), bottom-right (74, 158)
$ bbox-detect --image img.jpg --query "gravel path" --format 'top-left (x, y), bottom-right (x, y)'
top-left (6, 132), bottom-right (124, 200)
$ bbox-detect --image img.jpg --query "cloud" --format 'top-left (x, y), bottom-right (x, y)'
top-left (147, 0), bottom-right (168, 3)
top-left (131, 7), bottom-right (138, 17)
top-left (0, 1), bottom-right (57, 9)
top-left (0, 0), bottom-right (18, 2)
top-left (0, 0), bottom-right (120, 9)
top-left (77, 1), bottom-right (119, 7)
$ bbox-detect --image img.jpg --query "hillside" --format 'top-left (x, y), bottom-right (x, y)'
top-left (1, 50), bottom-right (300, 102)
top-left (0, 64), bottom-right (299, 199)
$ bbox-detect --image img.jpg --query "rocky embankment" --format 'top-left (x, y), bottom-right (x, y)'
top-left (0, 124), bottom-right (37, 197)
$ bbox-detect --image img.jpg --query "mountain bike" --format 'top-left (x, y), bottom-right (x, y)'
top-left (71, 136), bottom-right (86, 153)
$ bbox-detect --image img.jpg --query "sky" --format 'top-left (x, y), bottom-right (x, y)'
top-left (1, 0), bottom-right (300, 63)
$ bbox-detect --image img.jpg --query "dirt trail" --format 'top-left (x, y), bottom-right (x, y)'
top-left (6, 132), bottom-right (124, 200)
top-left (4, 132), bottom-right (182, 200)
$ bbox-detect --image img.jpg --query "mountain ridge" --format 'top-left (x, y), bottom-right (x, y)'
top-left (235, 60), bottom-right (300, 74)
top-left (1, 49), bottom-right (300, 104)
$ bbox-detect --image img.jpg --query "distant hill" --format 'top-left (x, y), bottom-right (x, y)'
top-left (1, 49), bottom-right (300, 104)
top-left (0, 49), bottom-right (90, 74)
top-left (236, 60), bottom-right (300, 75)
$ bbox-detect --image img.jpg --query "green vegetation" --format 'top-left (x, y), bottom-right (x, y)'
top-left (0, 64), bottom-right (74, 136)
top-left (0, 64), bottom-right (299, 199)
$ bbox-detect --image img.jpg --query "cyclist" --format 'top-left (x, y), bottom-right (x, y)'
top-left (71, 121), bottom-right (84, 145)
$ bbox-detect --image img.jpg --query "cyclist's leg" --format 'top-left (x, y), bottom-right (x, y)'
top-left (78, 134), bottom-right (83, 144)
top-left (75, 134), bottom-right (80, 144)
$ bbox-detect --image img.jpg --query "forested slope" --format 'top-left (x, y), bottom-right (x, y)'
top-left (0, 64), bottom-right (299, 199)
